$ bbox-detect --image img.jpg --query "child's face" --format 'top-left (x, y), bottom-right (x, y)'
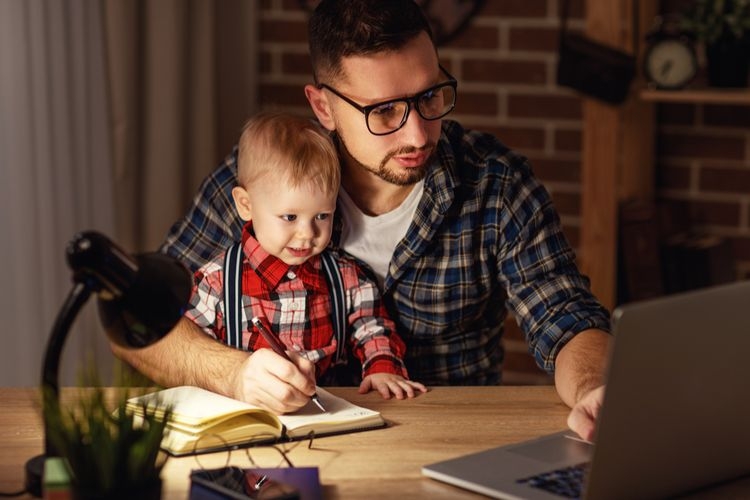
top-left (233, 178), bottom-right (337, 266)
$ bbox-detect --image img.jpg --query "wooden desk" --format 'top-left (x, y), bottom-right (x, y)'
top-left (2, 386), bottom-right (748, 499)
top-left (1, 386), bottom-right (566, 499)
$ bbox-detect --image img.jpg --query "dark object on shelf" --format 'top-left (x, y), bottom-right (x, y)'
top-left (618, 199), bottom-right (665, 303)
top-left (679, 0), bottom-right (750, 87)
top-left (706, 36), bottom-right (750, 87)
top-left (662, 232), bottom-right (735, 293)
top-left (556, 0), bottom-right (636, 104)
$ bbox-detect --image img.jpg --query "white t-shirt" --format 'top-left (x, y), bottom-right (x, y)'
top-left (337, 180), bottom-right (425, 289)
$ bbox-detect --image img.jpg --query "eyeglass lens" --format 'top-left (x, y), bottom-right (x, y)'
top-left (367, 83), bottom-right (456, 135)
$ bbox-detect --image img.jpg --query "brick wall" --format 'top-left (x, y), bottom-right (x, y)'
top-left (259, 0), bottom-right (587, 253)
top-left (257, 0), bottom-right (750, 383)
top-left (657, 0), bottom-right (750, 284)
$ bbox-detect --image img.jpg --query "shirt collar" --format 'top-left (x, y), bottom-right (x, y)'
top-left (241, 223), bottom-right (327, 292)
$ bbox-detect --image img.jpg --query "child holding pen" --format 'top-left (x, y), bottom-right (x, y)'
top-left (183, 111), bottom-right (426, 406)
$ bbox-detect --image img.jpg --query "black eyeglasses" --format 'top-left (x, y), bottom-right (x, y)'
top-left (317, 65), bottom-right (457, 136)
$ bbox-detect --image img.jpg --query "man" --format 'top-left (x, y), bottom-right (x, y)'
top-left (112, 0), bottom-right (611, 441)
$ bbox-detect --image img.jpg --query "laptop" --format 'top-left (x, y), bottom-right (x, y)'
top-left (422, 280), bottom-right (750, 499)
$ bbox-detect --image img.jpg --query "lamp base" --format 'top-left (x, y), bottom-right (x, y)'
top-left (24, 454), bottom-right (45, 498)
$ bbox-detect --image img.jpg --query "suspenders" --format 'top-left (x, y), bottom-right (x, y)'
top-left (223, 242), bottom-right (244, 350)
top-left (223, 242), bottom-right (347, 366)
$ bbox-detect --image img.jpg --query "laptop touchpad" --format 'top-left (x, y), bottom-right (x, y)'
top-left (508, 434), bottom-right (593, 464)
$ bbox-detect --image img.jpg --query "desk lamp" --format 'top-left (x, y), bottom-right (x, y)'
top-left (23, 231), bottom-right (192, 497)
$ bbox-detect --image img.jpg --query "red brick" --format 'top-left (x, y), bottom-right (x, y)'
top-left (657, 133), bottom-right (745, 161)
top-left (554, 129), bottom-right (581, 152)
top-left (656, 103), bottom-right (696, 126)
top-left (283, 0), bottom-right (308, 11)
top-left (480, 0), bottom-right (549, 18)
top-left (660, 0), bottom-right (694, 15)
top-left (463, 59), bottom-right (547, 85)
top-left (509, 94), bottom-right (582, 119)
top-left (474, 125), bottom-right (546, 151)
top-left (729, 235), bottom-right (750, 262)
top-left (509, 27), bottom-right (559, 52)
top-left (703, 104), bottom-right (750, 128)
top-left (564, 0), bottom-right (585, 19)
top-left (260, 51), bottom-right (272, 73)
top-left (657, 199), bottom-right (693, 235)
top-left (261, 20), bottom-right (308, 43)
top-left (527, 156), bottom-right (580, 183)
top-left (657, 165), bottom-right (690, 190)
top-left (281, 52), bottom-right (312, 76)
top-left (444, 25), bottom-right (499, 50)
top-left (259, 83), bottom-right (308, 108)
top-left (689, 200), bottom-right (741, 227)
top-left (700, 166), bottom-right (750, 194)
top-left (550, 191), bottom-right (581, 217)
top-left (454, 90), bottom-right (499, 116)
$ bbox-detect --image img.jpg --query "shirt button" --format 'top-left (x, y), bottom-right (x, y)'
top-left (287, 271), bottom-right (296, 280)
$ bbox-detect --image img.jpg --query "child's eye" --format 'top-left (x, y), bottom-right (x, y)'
top-left (281, 214), bottom-right (297, 222)
top-left (315, 213), bottom-right (330, 221)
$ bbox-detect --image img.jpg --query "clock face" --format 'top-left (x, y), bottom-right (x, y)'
top-left (644, 39), bottom-right (698, 89)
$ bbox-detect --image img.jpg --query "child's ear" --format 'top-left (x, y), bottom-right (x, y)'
top-left (304, 84), bottom-right (335, 131)
top-left (232, 186), bottom-right (253, 221)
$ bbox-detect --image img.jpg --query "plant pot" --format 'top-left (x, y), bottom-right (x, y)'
top-left (705, 37), bottom-right (750, 87)
top-left (72, 476), bottom-right (162, 500)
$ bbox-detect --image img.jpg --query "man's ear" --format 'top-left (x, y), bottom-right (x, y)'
top-left (304, 84), bottom-right (335, 131)
top-left (231, 186), bottom-right (253, 221)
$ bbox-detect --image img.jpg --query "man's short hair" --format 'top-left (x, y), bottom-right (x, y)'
top-left (237, 111), bottom-right (339, 196)
top-left (309, 0), bottom-right (434, 84)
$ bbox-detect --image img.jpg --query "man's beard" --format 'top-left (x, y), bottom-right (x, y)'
top-left (335, 133), bottom-right (434, 186)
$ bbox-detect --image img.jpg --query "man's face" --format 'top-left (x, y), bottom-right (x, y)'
top-left (319, 32), bottom-right (445, 186)
top-left (239, 178), bottom-right (337, 266)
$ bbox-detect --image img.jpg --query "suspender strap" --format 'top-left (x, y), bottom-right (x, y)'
top-left (223, 241), bottom-right (244, 349)
top-left (320, 251), bottom-right (347, 365)
top-left (223, 243), bottom-right (347, 364)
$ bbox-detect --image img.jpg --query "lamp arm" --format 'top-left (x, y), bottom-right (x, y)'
top-left (41, 281), bottom-right (92, 456)
top-left (25, 280), bottom-right (93, 497)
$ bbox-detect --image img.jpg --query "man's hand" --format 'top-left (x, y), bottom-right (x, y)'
top-left (553, 328), bottom-right (611, 440)
top-left (230, 348), bottom-right (317, 414)
top-left (566, 384), bottom-right (605, 442)
top-left (111, 317), bottom-right (318, 414)
top-left (358, 373), bottom-right (427, 399)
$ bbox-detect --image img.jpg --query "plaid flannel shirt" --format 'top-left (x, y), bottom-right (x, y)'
top-left (184, 223), bottom-right (408, 379)
top-left (163, 120), bottom-right (611, 385)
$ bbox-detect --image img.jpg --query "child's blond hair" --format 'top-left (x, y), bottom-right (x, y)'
top-left (237, 111), bottom-right (339, 195)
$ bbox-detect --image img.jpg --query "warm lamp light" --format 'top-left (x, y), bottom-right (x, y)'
top-left (23, 231), bottom-right (192, 497)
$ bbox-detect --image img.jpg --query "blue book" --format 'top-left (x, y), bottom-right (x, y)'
top-left (190, 466), bottom-right (321, 500)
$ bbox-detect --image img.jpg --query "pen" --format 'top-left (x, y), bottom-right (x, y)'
top-left (250, 316), bottom-right (326, 412)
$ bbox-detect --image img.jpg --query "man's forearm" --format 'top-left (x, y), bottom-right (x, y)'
top-left (110, 317), bottom-right (248, 397)
top-left (554, 328), bottom-right (611, 407)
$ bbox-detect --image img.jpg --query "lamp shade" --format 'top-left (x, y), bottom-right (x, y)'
top-left (99, 252), bottom-right (192, 347)
top-left (66, 231), bottom-right (192, 347)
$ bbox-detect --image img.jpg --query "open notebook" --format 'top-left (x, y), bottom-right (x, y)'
top-left (127, 385), bottom-right (385, 456)
top-left (423, 280), bottom-right (750, 499)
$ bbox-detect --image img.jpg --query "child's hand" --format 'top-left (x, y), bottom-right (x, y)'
top-left (358, 373), bottom-right (427, 399)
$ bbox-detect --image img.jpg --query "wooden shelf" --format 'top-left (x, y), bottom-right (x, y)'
top-left (640, 88), bottom-right (750, 105)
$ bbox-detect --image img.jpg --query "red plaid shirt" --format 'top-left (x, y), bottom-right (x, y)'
top-left (185, 223), bottom-right (408, 379)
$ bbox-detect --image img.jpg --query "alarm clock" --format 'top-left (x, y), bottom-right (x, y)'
top-left (643, 22), bottom-right (698, 90)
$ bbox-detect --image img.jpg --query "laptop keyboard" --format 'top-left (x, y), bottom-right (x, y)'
top-left (516, 462), bottom-right (589, 499)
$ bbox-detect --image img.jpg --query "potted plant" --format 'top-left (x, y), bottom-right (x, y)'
top-left (44, 371), bottom-right (171, 500)
top-left (680, 0), bottom-right (750, 87)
